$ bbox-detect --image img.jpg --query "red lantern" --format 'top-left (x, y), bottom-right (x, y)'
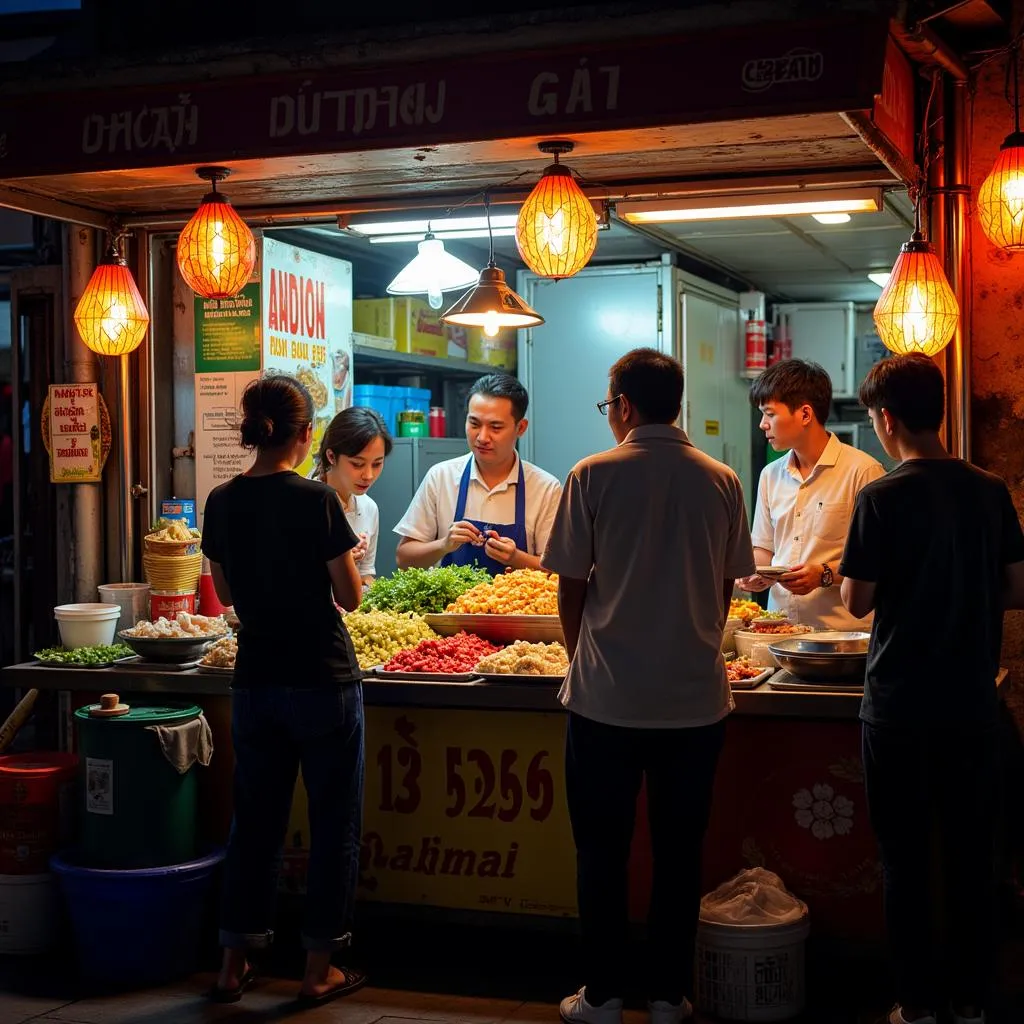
top-left (176, 166), bottom-right (255, 299)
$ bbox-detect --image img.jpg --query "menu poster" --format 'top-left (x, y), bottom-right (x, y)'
top-left (194, 283), bottom-right (262, 372)
top-left (194, 371), bottom-right (257, 532)
top-left (261, 237), bottom-right (353, 479)
top-left (47, 383), bottom-right (102, 483)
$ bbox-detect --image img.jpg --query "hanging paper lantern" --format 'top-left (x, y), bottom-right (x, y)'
top-left (516, 155), bottom-right (597, 280)
top-left (176, 167), bottom-right (255, 299)
top-left (872, 233), bottom-right (959, 357)
top-left (978, 132), bottom-right (1024, 250)
top-left (73, 249), bottom-right (150, 356)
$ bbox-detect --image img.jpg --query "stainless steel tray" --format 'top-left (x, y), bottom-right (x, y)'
top-left (727, 667), bottom-right (774, 690)
top-left (196, 663), bottom-right (235, 675)
top-left (476, 672), bottom-right (564, 684)
top-left (424, 614), bottom-right (563, 644)
top-left (372, 668), bottom-right (482, 682)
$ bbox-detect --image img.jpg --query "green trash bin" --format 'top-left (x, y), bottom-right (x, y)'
top-left (75, 699), bottom-right (202, 869)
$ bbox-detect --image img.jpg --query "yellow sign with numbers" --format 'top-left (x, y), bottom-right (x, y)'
top-left (282, 706), bottom-right (578, 918)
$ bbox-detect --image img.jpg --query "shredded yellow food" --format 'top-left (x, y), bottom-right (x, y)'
top-left (446, 569), bottom-right (559, 616)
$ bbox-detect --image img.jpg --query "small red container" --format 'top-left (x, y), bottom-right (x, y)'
top-left (428, 406), bottom-right (447, 438)
top-left (150, 590), bottom-right (196, 620)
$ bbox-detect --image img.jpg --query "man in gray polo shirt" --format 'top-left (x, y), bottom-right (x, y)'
top-left (543, 348), bottom-right (755, 1024)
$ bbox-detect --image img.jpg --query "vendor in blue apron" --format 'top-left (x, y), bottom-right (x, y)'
top-left (394, 374), bottom-right (563, 574)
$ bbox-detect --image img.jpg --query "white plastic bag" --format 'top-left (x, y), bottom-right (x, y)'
top-left (700, 867), bottom-right (808, 926)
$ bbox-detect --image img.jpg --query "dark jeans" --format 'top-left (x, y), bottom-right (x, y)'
top-left (862, 721), bottom-right (997, 1011)
top-left (220, 683), bottom-right (365, 953)
top-left (565, 712), bottom-right (726, 1006)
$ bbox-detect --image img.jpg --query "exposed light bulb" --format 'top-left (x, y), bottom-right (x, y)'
top-left (428, 288), bottom-right (443, 310)
top-left (101, 299), bottom-right (129, 344)
top-left (482, 310), bottom-right (501, 338)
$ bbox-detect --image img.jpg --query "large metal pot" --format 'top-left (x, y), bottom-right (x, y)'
top-left (768, 631), bottom-right (869, 683)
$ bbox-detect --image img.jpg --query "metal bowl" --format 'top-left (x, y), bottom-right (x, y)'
top-left (118, 630), bottom-right (228, 664)
top-left (768, 631), bottom-right (869, 683)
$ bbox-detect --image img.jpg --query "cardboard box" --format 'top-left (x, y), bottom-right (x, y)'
top-left (353, 298), bottom-right (447, 359)
top-left (467, 330), bottom-right (517, 372)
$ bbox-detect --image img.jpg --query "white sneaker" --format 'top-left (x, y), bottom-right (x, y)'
top-left (648, 997), bottom-right (694, 1024)
top-left (888, 1007), bottom-right (937, 1024)
top-left (559, 987), bottom-right (624, 1024)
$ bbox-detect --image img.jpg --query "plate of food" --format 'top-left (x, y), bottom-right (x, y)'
top-left (197, 635), bottom-right (237, 674)
top-left (474, 640), bottom-right (569, 681)
top-left (726, 657), bottom-right (774, 689)
top-left (755, 565), bottom-right (792, 580)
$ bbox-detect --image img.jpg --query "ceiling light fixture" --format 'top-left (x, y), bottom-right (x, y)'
top-left (386, 231), bottom-right (480, 309)
top-left (616, 188), bottom-right (882, 224)
top-left (176, 166), bottom-right (256, 299)
top-left (441, 195), bottom-right (544, 337)
top-left (813, 212), bottom-right (852, 225)
top-left (368, 227), bottom-right (518, 244)
top-left (516, 140), bottom-right (598, 280)
top-left (74, 234), bottom-right (151, 357)
top-left (348, 215), bottom-right (519, 237)
top-left (868, 271), bottom-right (892, 288)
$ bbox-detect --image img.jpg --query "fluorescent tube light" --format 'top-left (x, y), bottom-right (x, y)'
top-left (617, 189), bottom-right (882, 224)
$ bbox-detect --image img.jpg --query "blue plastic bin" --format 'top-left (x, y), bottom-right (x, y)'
top-left (51, 847), bottom-right (224, 987)
top-left (352, 384), bottom-right (405, 433)
top-left (398, 387), bottom-right (431, 419)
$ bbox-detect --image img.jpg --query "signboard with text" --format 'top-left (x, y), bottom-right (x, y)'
top-left (261, 237), bottom-right (353, 480)
top-left (45, 382), bottom-right (103, 483)
top-left (194, 283), bottom-right (262, 373)
top-left (0, 17), bottom-right (889, 178)
top-left (283, 707), bottom-right (577, 917)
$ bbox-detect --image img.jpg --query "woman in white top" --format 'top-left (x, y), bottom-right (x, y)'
top-left (317, 407), bottom-right (392, 587)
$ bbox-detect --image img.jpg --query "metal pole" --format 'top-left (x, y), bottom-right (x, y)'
top-left (63, 225), bottom-right (104, 602)
top-left (118, 352), bottom-right (133, 584)
top-left (136, 229), bottom-right (157, 529)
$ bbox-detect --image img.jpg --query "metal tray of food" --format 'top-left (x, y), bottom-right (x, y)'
top-left (476, 672), bottom-right (564, 684)
top-left (196, 663), bottom-right (235, 675)
top-left (726, 667), bottom-right (774, 690)
top-left (372, 669), bottom-right (483, 684)
top-left (424, 614), bottom-right (563, 644)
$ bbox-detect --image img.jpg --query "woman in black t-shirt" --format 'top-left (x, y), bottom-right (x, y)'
top-left (202, 375), bottom-right (367, 1007)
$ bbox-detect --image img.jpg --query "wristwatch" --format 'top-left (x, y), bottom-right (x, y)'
top-left (820, 563), bottom-right (834, 589)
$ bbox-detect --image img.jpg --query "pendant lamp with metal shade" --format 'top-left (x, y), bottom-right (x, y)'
top-left (516, 140), bottom-right (598, 280)
top-left (978, 42), bottom-right (1024, 250)
top-left (873, 195), bottom-right (959, 357)
top-left (441, 196), bottom-right (544, 337)
top-left (176, 166), bottom-right (256, 299)
top-left (73, 235), bottom-right (151, 356)
top-left (387, 230), bottom-right (479, 309)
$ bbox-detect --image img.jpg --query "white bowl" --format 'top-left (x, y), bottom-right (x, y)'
top-left (734, 626), bottom-right (812, 660)
top-left (53, 603), bottom-right (120, 649)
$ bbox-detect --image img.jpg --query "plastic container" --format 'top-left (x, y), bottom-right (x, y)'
top-left (75, 702), bottom-right (202, 868)
top-left (352, 384), bottom-right (405, 434)
top-left (398, 386), bottom-right (431, 419)
top-left (159, 498), bottom-right (196, 529)
top-left (398, 410), bottom-right (428, 437)
top-left (150, 589), bottom-right (197, 620)
top-left (51, 848), bottom-right (224, 986)
top-left (0, 753), bottom-right (79, 873)
top-left (97, 583), bottom-right (151, 633)
top-left (0, 873), bottom-right (59, 953)
top-left (54, 604), bottom-right (121, 649)
top-left (696, 915), bottom-right (810, 1021)
top-left (429, 406), bottom-right (447, 437)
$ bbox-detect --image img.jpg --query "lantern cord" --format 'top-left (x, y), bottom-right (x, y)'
top-left (441, 170), bottom-right (533, 220)
top-left (484, 193), bottom-right (495, 268)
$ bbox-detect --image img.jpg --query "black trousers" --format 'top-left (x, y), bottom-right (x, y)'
top-left (862, 721), bottom-right (997, 1011)
top-left (565, 712), bottom-right (726, 1006)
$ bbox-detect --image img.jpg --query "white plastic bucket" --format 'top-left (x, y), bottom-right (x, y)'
top-left (696, 914), bottom-right (810, 1021)
top-left (0, 873), bottom-right (58, 953)
top-left (53, 603), bottom-right (121, 649)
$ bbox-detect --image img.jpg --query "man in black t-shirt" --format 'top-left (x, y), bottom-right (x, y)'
top-left (840, 354), bottom-right (1024, 1024)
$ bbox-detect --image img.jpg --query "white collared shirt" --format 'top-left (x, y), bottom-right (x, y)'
top-left (343, 493), bottom-right (379, 577)
top-left (393, 452), bottom-right (563, 561)
top-left (543, 425), bottom-right (756, 729)
top-left (751, 433), bottom-right (886, 630)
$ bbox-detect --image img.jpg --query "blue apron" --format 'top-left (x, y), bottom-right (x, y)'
top-left (439, 458), bottom-right (528, 576)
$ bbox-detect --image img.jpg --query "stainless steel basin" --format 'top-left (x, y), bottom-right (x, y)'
top-left (768, 631), bottom-right (869, 683)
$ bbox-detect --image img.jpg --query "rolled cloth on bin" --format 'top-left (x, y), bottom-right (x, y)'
top-left (145, 714), bottom-right (213, 774)
top-left (700, 867), bottom-right (807, 926)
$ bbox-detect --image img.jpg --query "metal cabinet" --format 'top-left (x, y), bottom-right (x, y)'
top-left (773, 302), bottom-right (857, 399)
top-left (371, 437), bottom-right (468, 576)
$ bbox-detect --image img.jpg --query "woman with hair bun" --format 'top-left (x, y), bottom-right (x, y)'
top-left (317, 406), bottom-right (393, 587)
top-left (201, 373), bottom-right (367, 1007)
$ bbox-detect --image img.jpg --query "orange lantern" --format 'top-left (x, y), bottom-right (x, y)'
top-left (73, 243), bottom-right (150, 356)
top-left (872, 232), bottom-right (959, 357)
top-left (176, 166), bottom-right (255, 299)
top-left (978, 132), bottom-right (1024, 250)
top-left (516, 141), bottom-right (597, 280)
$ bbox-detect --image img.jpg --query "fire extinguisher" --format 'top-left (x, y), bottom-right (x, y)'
top-left (744, 313), bottom-right (767, 375)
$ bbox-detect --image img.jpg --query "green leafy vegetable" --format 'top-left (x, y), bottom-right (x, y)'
top-left (360, 566), bottom-right (492, 615)
top-left (34, 644), bottom-right (135, 666)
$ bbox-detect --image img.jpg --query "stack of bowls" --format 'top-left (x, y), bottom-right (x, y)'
top-left (142, 535), bottom-right (202, 619)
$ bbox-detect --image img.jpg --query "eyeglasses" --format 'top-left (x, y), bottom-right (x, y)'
top-left (596, 395), bottom-right (622, 416)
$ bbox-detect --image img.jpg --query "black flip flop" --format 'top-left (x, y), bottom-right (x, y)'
top-left (296, 967), bottom-right (367, 1008)
top-left (207, 965), bottom-right (258, 1003)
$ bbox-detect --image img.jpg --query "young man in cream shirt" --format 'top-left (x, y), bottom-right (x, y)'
top-left (737, 359), bottom-right (885, 629)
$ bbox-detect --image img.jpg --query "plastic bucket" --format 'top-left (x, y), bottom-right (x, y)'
top-left (53, 604), bottom-right (120, 649)
top-left (150, 590), bottom-right (197, 620)
top-left (696, 915), bottom-right (810, 1022)
top-left (0, 752), bottom-right (79, 873)
top-left (51, 848), bottom-right (224, 986)
top-left (0, 873), bottom-right (59, 953)
top-left (97, 583), bottom-right (151, 633)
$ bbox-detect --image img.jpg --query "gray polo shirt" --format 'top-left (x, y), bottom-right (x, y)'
top-left (542, 424), bottom-right (755, 729)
